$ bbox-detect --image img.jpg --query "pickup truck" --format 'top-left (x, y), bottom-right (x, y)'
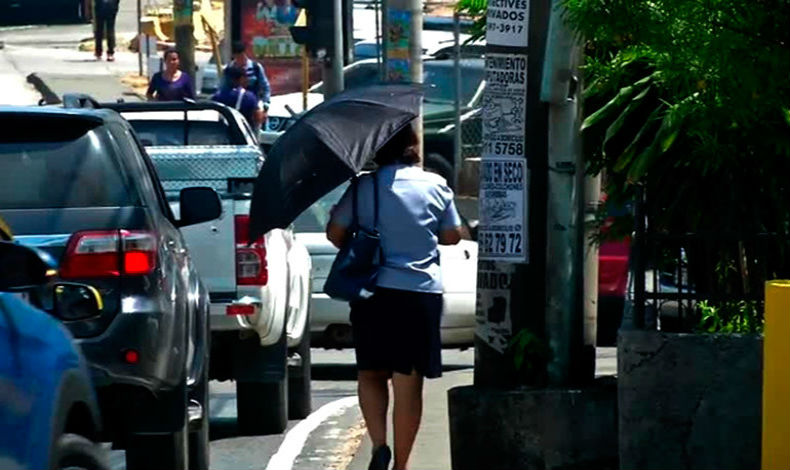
top-left (106, 100), bottom-right (313, 434)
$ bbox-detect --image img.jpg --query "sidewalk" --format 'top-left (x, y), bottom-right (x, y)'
top-left (346, 347), bottom-right (617, 470)
top-left (348, 368), bottom-right (474, 470)
top-left (0, 44), bottom-right (40, 105)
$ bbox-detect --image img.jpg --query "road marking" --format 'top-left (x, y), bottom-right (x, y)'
top-left (265, 396), bottom-right (359, 470)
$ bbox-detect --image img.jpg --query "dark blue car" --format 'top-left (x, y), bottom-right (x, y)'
top-left (0, 226), bottom-right (107, 470)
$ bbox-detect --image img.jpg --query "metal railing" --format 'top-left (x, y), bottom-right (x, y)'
top-left (630, 186), bottom-right (790, 332)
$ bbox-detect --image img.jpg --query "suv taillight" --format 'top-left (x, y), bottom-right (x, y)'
top-left (235, 215), bottom-right (268, 286)
top-left (60, 230), bottom-right (157, 279)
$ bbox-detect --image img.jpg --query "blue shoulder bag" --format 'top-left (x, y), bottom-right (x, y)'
top-left (323, 173), bottom-right (383, 302)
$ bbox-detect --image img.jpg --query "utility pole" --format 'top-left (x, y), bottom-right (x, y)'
top-left (137, 0), bottom-right (142, 76)
top-left (474, 0), bottom-right (588, 388)
top-left (452, 11), bottom-right (462, 190)
top-left (173, 0), bottom-right (196, 82)
top-left (474, 0), bottom-right (546, 387)
top-left (321, 0), bottom-right (344, 97)
top-left (383, 0), bottom-right (422, 159)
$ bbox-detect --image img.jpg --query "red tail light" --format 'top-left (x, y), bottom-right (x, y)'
top-left (61, 230), bottom-right (157, 279)
top-left (234, 215), bottom-right (268, 286)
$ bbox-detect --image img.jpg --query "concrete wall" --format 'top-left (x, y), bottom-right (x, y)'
top-left (448, 379), bottom-right (618, 470)
top-left (618, 331), bottom-right (762, 470)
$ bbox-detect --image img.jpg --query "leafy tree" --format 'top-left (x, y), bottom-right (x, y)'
top-left (458, 0), bottom-right (790, 319)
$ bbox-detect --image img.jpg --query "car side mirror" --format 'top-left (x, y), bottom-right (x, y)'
top-left (53, 283), bottom-right (103, 321)
top-left (0, 242), bottom-right (49, 291)
top-left (178, 187), bottom-right (222, 227)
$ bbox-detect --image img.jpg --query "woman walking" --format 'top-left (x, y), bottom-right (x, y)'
top-left (146, 48), bottom-right (195, 101)
top-left (326, 124), bottom-right (464, 470)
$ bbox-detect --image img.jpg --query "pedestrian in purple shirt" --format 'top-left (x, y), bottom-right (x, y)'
top-left (146, 48), bottom-right (195, 102)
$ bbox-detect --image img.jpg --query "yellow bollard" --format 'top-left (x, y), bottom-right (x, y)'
top-left (763, 280), bottom-right (790, 470)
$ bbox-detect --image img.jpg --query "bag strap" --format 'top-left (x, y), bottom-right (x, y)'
top-left (351, 172), bottom-right (379, 231)
top-left (234, 88), bottom-right (245, 110)
top-left (351, 176), bottom-right (359, 229)
top-left (373, 172), bottom-right (379, 229)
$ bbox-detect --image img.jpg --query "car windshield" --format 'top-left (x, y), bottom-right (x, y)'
top-left (354, 43), bottom-right (380, 61)
top-left (126, 117), bottom-right (234, 146)
top-left (423, 62), bottom-right (484, 104)
top-left (0, 122), bottom-right (137, 209)
top-left (309, 61), bottom-right (483, 104)
top-left (293, 183), bottom-right (348, 233)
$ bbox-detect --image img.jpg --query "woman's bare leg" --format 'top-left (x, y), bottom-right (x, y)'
top-left (392, 370), bottom-right (424, 470)
top-left (358, 369), bottom-right (391, 449)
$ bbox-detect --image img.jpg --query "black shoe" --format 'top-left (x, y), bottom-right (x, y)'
top-left (368, 444), bottom-right (391, 470)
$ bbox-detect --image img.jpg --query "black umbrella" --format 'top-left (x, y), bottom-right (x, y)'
top-left (248, 83), bottom-right (422, 240)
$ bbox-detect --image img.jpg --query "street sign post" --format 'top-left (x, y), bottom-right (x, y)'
top-left (382, 0), bottom-right (423, 159)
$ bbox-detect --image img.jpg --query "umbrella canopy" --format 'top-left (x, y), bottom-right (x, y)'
top-left (248, 83), bottom-right (422, 239)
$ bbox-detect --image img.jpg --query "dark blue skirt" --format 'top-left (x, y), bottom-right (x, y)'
top-left (350, 287), bottom-right (443, 379)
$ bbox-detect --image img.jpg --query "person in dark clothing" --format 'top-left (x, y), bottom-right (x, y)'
top-left (146, 48), bottom-right (195, 101)
top-left (211, 66), bottom-right (264, 130)
top-left (223, 41), bottom-right (271, 118)
top-left (93, 0), bottom-right (119, 61)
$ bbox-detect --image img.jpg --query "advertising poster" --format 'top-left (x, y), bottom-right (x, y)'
top-left (385, 9), bottom-right (411, 82)
top-left (482, 53), bottom-right (527, 160)
top-left (239, 0), bottom-right (321, 94)
top-left (476, 260), bottom-right (515, 352)
top-left (485, 0), bottom-right (529, 47)
top-left (240, 0), bottom-right (300, 58)
top-left (478, 158), bottom-right (529, 262)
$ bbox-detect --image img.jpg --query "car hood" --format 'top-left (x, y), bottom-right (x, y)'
top-left (295, 232), bottom-right (339, 256)
top-left (268, 92), bottom-right (324, 119)
top-left (268, 92), bottom-right (457, 120)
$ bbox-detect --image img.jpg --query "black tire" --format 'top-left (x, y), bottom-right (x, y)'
top-left (288, 305), bottom-right (312, 420)
top-left (125, 400), bottom-right (189, 470)
top-left (237, 379), bottom-right (288, 435)
top-left (188, 360), bottom-right (210, 469)
top-left (424, 152), bottom-right (454, 186)
top-left (53, 433), bottom-right (110, 470)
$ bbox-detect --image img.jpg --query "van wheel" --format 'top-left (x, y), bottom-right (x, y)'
top-left (53, 433), bottom-right (110, 470)
top-left (237, 379), bottom-right (288, 435)
top-left (288, 305), bottom-right (312, 420)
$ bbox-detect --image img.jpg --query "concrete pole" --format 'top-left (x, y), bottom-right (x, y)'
top-left (137, 0), bottom-right (143, 76)
top-left (384, 0), bottom-right (423, 160)
top-left (173, 0), bottom-right (196, 82)
top-left (474, 0), bottom-right (550, 388)
top-left (452, 12), bottom-right (462, 189)
top-left (583, 174), bottom-right (601, 348)
top-left (375, 0), bottom-right (382, 80)
top-left (380, 0), bottom-right (388, 79)
top-left (223, 0), bottom-right (232, 63)
top-left (321, 0), bottom-right (345, 97)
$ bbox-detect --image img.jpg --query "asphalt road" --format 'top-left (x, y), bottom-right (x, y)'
top-left (101, 347), bottom-right (475, 470)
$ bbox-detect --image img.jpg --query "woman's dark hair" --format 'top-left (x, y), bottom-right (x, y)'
top-left (163, 47), bottom-right (179, 60)
top-left (232, 41), bottom-right (247, 55)
top-left (374, 124), bottom-right (420, 166)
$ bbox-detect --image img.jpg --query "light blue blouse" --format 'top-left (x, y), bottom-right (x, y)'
top-left (331, 163), bottom-right (462, 293)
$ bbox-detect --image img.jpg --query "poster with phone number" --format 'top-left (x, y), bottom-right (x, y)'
top-left (478, 158), bottom-right (528, 262)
